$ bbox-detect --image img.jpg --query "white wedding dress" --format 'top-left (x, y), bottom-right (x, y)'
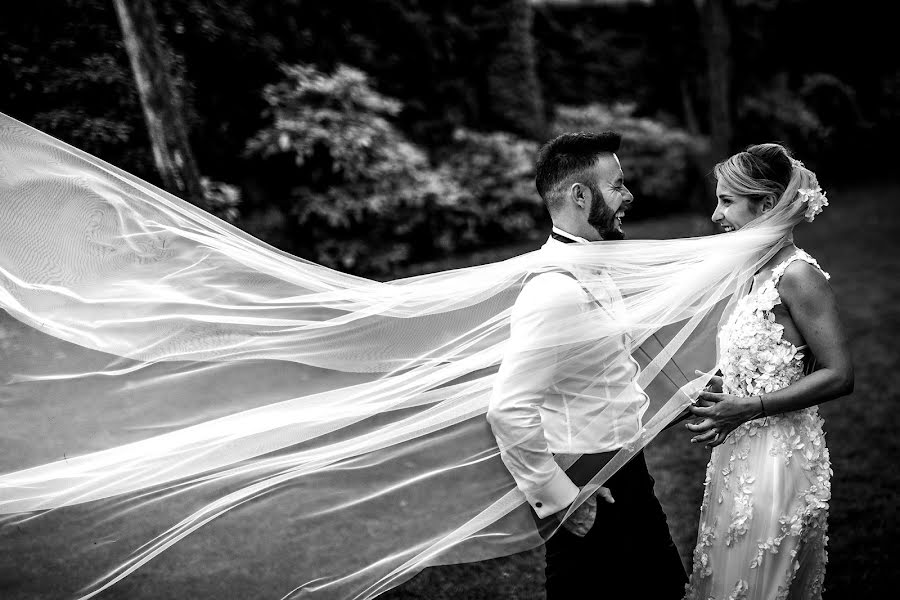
top-left (685, 250), bottom-right (832, 600)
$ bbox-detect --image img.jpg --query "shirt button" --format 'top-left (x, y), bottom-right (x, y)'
top-left (535, 502), bottom-right (543, 508)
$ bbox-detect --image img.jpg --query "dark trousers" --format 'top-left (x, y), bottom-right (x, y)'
top-left (544, 451), bottom-right (687, 599)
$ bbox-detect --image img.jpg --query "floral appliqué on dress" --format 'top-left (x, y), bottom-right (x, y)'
top-left (684, 250), bottom-right (832, 600)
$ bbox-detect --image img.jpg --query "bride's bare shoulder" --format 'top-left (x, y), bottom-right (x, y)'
top-left (778, 258), bottom-right (833, 309)
top-left (756, 245), bottom-right (798, 281)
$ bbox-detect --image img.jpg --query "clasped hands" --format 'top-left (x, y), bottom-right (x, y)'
top-left (685, 371), bottom-right (763, 448)
top-left (556, 371), bottom-right (765, 537)
top-left (557, 486), bottom-right (615, 537)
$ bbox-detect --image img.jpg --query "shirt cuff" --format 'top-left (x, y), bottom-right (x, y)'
top-left (525, 464), bottom-right (579, 519)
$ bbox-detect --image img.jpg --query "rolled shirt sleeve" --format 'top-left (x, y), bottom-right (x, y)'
top-left (486, 272), bottom-right (589, 518)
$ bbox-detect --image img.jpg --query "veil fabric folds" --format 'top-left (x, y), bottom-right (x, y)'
top-left (0, 112), bottom-right (818, 599)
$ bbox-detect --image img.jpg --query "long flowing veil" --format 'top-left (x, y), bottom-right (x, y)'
top-left (0, 113), bottom-right (820, 599)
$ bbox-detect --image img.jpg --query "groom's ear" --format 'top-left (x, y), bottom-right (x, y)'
top-left (571, 183), bottom-right (588, 208)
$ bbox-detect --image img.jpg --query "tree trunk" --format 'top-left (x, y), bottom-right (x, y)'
top-left (681, 79), bottom-right (702, 136)
top-left (112, 0), bottom-right (204, 203)
top-left (701, 0), bottom-right (733, 159)
top-left (480, 0), bottom-right (547, 140)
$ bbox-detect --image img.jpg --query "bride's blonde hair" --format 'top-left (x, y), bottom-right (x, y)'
top-left (716, 143), bottom-right (829, 225)
top-left (714, 143), bottom-right (795, 206)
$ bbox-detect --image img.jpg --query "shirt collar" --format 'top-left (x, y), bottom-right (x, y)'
top-left (550, 226), bottom-right (591, 244)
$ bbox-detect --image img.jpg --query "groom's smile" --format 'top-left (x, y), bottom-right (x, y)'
top-left (588, 153), bottom-right (633, 240)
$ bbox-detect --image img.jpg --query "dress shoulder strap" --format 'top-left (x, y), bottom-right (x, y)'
top-left (770, 249), bottom-right (831, 288)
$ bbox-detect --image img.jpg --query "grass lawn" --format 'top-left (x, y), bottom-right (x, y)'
top-left (385, 181), bottom-right (900, 599)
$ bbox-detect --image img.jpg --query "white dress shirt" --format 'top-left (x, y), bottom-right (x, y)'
top-left (486, 228), bottom-right (649, 518)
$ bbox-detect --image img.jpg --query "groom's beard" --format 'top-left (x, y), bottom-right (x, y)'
top-left (587, 184), bottom-right (625, 241)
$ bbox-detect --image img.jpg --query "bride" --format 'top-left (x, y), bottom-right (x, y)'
top-left (683, 144), bottom-right (854, 599)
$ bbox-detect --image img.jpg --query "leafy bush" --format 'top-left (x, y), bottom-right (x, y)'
top-left (200, 178), bottom-right (242, 223)
top-left (0, 0), bottom-right (154, 175)
top-left (736, 72), bottom-right (868, 172)
top-left (436, 129), bottom-right (543, 248)
top-left (245, 64), bottom-right (469, 273)
top-left (244, 63), bottom-right (552, 274)
top-left (551, 103), bottom-right (708, 217)
top-left (475, 0), bottom-right (546, 139)
top-left (736, 73), bottom-right (829, 162)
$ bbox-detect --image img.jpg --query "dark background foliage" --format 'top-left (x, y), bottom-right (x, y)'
top-left (2, 0), bottom-right (895, 273)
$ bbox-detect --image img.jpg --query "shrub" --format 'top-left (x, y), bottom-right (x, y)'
top-left (734, 72), bottom-right (869, 172)
top-left (200, 178), bottom-right (241, 223)
top-left (736, 73), bottom-right (829, 162)
top-left (245, 64), bottom-right (468, 274)
top-left (551, 103), bottom-right (708, 217)
top-left (436, 128), bottom-right (543, 248)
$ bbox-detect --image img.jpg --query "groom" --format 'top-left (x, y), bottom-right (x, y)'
top-left (486, 132), bottom-right (687, 598)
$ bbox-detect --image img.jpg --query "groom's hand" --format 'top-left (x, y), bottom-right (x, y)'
top-left (687, 392), bottom-right (760, 447)
top-left (558, 486), bottom-right (614, 537)
top-left (559, 496), bottom-right (596, 537)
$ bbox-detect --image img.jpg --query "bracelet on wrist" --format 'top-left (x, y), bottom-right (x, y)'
top-left (758, 394), bottom-right (767, 417)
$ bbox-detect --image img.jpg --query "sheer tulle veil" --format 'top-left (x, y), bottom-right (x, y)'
top-left (0, 112), bottom-right (822, 599)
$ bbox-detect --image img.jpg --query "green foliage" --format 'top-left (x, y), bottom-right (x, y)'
top-left (241, 0), bottom-right (552, 143)
top-left (5, 0), bottom-right (899, 273)
top-left (247, 64), bottom-right (407, 179)
top-left (153, 1), bottom-right (282, 181)
top-left (0, 1), bottom-right (253, 197)
top-left (532, 1), bottom-right (697, 122)
top-left (0, 1), bottom-right (153, 173)
top-left (245, 64), bottom-right (469, 273)
top-left (735, 72), bottom-right (867, 172)
top-left (245, 64), bottom-right (549, 273)
top-left (475, 0), bottom-right (546, 139)
top-left (552, 103), bottom-right (708, 217)
top-left (735, 72), bottom-right (823, 155)
top-left (438, 129), bottom-right (543, 246)
top-left (200, 178), bottom-right (242, 223)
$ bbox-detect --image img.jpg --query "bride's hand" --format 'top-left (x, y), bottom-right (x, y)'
top-left (685, 391), bottom-right (761, 448)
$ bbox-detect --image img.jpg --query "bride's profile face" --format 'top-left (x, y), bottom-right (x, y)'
top-left (711, 179), bottom-right (763, 232)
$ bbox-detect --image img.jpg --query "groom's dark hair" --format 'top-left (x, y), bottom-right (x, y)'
top-left (535, 131), bottom-right (622, 210)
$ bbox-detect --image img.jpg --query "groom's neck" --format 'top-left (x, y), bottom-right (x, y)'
top-left (552, 219), bottom-right (601, 242)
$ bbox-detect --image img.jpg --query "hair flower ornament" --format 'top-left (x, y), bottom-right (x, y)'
top-left (797, 186), bottom-right (828, 222)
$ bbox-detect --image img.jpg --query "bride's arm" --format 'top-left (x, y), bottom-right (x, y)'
top-left (757, 261), bottom-right (854, 410)
top-left (687, 262), bottom-right (853, 446)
